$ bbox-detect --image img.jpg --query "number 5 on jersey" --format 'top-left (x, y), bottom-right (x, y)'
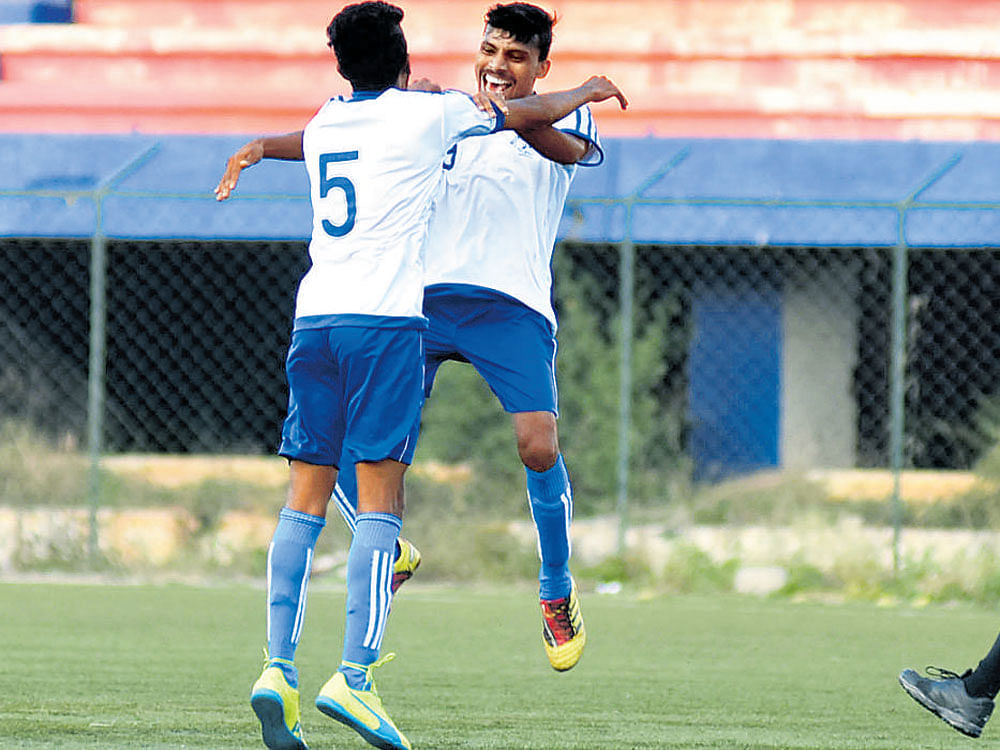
top-left (319, 151), bottom-right (358, 237)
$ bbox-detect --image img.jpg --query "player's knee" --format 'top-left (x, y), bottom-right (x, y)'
top-left (518, 434), bottom-right (558, 473)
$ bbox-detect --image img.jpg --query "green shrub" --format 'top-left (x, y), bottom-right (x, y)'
top-left (0, 419), bottom-right (89, 507)
top-left (579, 553), bottom-right (651, 585)
top-left (689, 473), bottom-right (835, 526)
top-left (660, 543), bottom-right (737, 594)
top-left (778, 561), bottom-right (833, 596)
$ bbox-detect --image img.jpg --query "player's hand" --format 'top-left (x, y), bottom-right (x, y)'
top-left (475, 88), bottom-right (509, 117)
top-left (409, 77), bottom-right (442, 92)
top-left (214, 140), bottom-right (264, 201)
top-left (582, 76), bottom-right (628, 110)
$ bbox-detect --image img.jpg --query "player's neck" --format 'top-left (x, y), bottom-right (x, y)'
top-left (349, 87), bottom-right (394, 101)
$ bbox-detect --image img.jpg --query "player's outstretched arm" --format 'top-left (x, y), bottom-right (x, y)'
top-left (500, 76), bottom-right (627, 136)
top-left (468, 88), bottom-right (590, 165)
top-left (517, 127), bottom-right (590, 165)
top-left (214, 131), bottom-right (305, 201)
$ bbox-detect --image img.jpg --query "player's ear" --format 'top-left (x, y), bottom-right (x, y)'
top-left (536, 58), bottom-right (551, 79)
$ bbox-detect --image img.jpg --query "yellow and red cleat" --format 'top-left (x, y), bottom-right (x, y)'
top-left (540, 578), bottom-right (586, 671)
top-left (391, 537), bottom-right (421, 594)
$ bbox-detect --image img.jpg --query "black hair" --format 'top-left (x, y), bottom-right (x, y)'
top-left (484, 3), bottom-right (555, 61)
top-left (327, 1), bottom-right (410, 90)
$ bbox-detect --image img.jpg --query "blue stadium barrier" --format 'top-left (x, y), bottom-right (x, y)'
top-left (0, 133), bottom-right (996, 248)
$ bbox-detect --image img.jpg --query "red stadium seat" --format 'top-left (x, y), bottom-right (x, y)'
top-left (1, 0), bottom-right (999, 137)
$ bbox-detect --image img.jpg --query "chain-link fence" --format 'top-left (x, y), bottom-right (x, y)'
top-left (2, 141), bottom-right (999, 564)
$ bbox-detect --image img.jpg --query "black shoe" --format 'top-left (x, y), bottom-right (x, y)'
top-left (899, 667), bottom-right (995, 738)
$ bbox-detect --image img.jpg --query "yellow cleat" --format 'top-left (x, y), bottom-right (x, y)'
top-left (540, 579), bottom-right (586, 671)
top-left (391, 537), bottom-right (421, 594)
top-left (250, 656), bottom-right (308, 750)
top-left (315, 654), bottom-right (411, 750)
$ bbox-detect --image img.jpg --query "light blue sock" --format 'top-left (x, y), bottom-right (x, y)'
top-left (331, 460), bottom-right (401, 562)
top-left (266, 507), bottom-right (325, 687)
top-left (340, 512), bottom-right (401, 689)
top-left (526, 454), bottom-right (573, 600)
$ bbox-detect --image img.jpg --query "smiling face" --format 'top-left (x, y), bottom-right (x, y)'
top-left (474, 25), bottom-right (551, 101)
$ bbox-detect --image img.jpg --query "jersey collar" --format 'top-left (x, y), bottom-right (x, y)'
top-left (349, 89), bottom-right (388, 102)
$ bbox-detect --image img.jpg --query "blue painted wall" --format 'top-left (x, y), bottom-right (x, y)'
top-left (3, 134), bottom-right (999, 247)
top-left (689, 286), bottom-right (782, 481)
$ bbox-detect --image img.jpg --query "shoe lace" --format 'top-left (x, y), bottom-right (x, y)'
top-left (926, 665), bottom-right (972, 680)
top-left (341, 652), bottom-right (396, 693)
top-left (543, 598), bottom-right (576, 639)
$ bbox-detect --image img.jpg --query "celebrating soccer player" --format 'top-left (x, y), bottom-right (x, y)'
top-left (216, 3), bottom-right (626, 749)
top-left (345, 1), bottom-right (604, 674)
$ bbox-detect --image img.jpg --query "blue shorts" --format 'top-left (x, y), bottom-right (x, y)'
top-left (422, 284), bottom-right (558, 415)
top-left (278, 324), bottom-right (423, 466)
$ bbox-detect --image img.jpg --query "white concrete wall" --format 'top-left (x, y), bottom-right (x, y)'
top-left (781, 263), bottom-right (859, 469)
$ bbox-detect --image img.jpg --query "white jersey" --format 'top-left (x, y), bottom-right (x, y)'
top-left (295, 88), bottom-right (501, 325)
top-left (423, 104), bottom-right (602, 328)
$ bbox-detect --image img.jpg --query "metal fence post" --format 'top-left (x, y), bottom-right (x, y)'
top-left (86, 211), bottom-right (107, 564)
top-left (84, 143), bottom-right (161, 565)
top-left (888, 152), bottom-right (963, 574)
top-left (888, 211), bottom-right (907, 574)
top-left (612, 147), bottom-right (689, 559)
top-left (617, 206), bottom-right (635, 559)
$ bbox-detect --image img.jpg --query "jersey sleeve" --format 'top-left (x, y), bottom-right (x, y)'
top-left (439, 90), bottom-right (505, 149)
top-left (554, 104), bottom-right (603, 167)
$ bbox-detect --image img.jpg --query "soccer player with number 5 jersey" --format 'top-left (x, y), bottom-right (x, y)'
top-left (215, 3), bottom-right (626, 749)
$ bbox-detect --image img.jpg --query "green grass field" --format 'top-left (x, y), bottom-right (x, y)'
top-left (3, 581), bottom-right (1000, 749)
